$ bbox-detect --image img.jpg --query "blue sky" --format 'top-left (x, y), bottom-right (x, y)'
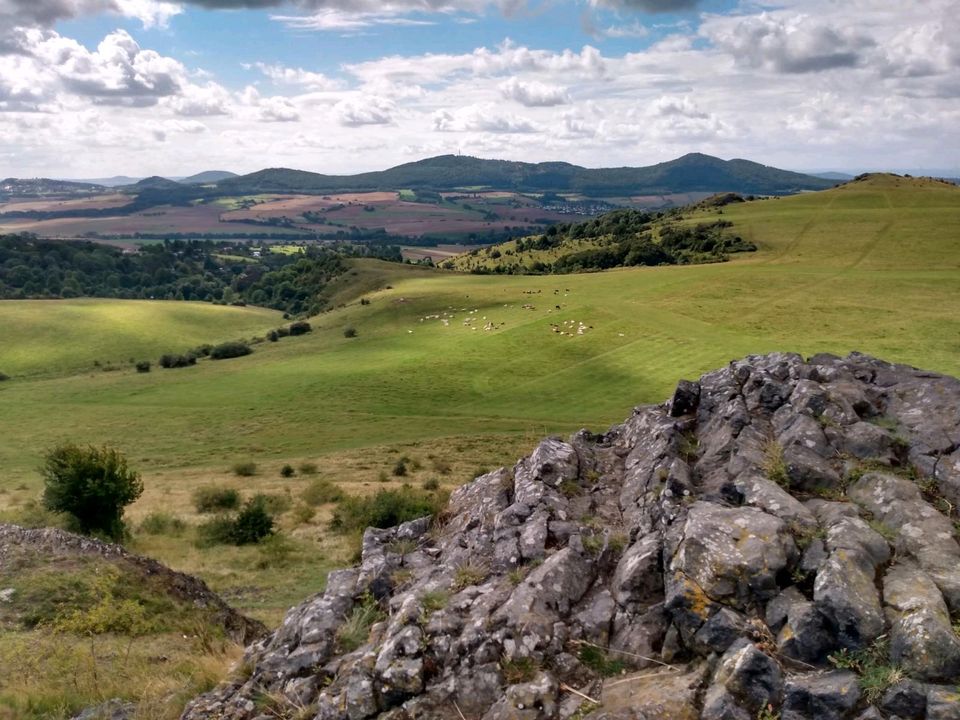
top-left (0, 0), bottom-right (957, 177)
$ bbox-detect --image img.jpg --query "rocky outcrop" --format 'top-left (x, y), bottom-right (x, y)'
top-left (0, 524), bottom-right (266, 643)
top-left (182, 352), bottom-right (960, 720)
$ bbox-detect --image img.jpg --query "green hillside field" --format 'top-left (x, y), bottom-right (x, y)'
top-left (0, 176), bottom-right (957, 482)
top-left (0, 299), bottom-right (282, 378)
top-left (0, 173), bottom-right (957, 624)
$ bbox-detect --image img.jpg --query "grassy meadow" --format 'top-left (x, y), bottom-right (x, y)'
top-left (0, 299), bottom-right (281, 378)
top-left (0, 174), bottom-right (958, 716)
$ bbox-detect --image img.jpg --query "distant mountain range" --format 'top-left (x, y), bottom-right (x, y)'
top-left (217, 153), bottom-right (837, 197)
top-left (5, 155), bottom-right (841, 201)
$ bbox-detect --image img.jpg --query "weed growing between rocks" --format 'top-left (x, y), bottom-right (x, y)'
top-left (828, 636), bottom-right (903, 703)
top-left (336, 594), bottom-right (384, 652)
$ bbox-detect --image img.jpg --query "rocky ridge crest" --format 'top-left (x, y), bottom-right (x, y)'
top-left (183, 352), bottom-right (960, 720)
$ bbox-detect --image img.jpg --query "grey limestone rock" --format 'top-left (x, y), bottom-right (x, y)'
top-left (180, 353), bottom-right (960, 720)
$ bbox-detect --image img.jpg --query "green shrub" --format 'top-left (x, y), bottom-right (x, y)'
top-left (192, 486), bottom-right (240, 513)
top-left (301, 478), bottom-right (345, 506)
top-left (343, 326), bottom-right (357, 338)
top-left (266, 330), bottom-right (279, 342)
top-left (422, 478), bottom-right (440, 491)
top-left (280, 464), bottom-right (296, 478)
top-left (330, 487), bottom-right (447, 534)
top-left (298, 462), bottom-right (318, 475)
top-left (392, 460), bottom-right (408, 477)
top-left (139, 512), bottom-right (186, 536)
top-left (232, 461), bottom-right (258, 477)
top-left (135, 361), bottom-right (150, 373)
top-left (159, 353), bottom-right (196, 369)
top-left (210, 342), bottom-right (252, 360)
top-left (232, 497), bottom-right (275, 544)
top-left (288, 321), bottom-right (312, 336)
top-left (195, 515), bottom-right (237, 547)
top-left (41, 443), bottom-right (143, 541)
top-left (0, 371), bottom-right (9, 381)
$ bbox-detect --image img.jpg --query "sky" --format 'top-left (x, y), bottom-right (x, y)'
top-left (0, 0), bottom-right (957, 178)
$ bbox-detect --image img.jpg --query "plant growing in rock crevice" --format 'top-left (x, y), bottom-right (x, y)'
top-left (336, 594), bottom-right (384, 652)
top-left (763, 439), bottom-right (789, 487)
top-left (828, 636), bottom-right (902, 703)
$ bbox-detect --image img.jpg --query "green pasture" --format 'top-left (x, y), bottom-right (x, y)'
top-left (0, 299), bottom-right (281, 378)
top-left (0, 175), bottom-right (958, 491)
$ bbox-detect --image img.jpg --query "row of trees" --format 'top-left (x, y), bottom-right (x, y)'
top-left (0, 235), bottom-right (348, 316)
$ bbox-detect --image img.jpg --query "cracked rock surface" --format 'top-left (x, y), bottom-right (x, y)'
top-left (182, 352), bottom-right (960, 720)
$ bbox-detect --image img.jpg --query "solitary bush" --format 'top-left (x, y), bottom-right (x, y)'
top-left (301, 478), bottom-right (345, 506)
top-left (392, 460), bottom-right (408, 477)
top-left (159, 353), bottom-right (196, 369)
top-left (298, 462), bottom-right (318, 475)
top-left (139, 511), bottom-right (186, 536)
top-left (210, 342), bottom-right (252, 360)
top-left (135, 360), bottom-right (150, 373)
top-left (288, 321), bottom-right (312, 336)
top-left (192, 486), bottom-right (240, 513)
top-left (231, 496), bottom-right (274, 545)
top-left (41, 443), bottom-right (143, 541)
top-left (0, 371), bottom-right (10, 381)
top-left (195, 497), bottom-right (274, 546)
top-left (331, 487), bottom-right (447, 534)
top-left (343, 326), bottom-right (357, 338)
top-left (232, 461), bottom-right (258, 477)
top-left (280, 464), bottom-right (296, 478)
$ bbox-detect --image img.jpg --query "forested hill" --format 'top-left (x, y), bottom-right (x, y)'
top-left (445, 197), bottom-right (757, 274)
top-left (0, 236), bottom-right (349, 316)
top-left (216, 153), bottom-right (836, 196)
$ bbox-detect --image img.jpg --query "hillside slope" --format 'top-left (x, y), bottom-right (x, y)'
top-left (216, 153), bottom-right (835, 196)
top-left (0, 174), bottom-right (957, 488)
top-left (449, 174), bottom-right (959, 273)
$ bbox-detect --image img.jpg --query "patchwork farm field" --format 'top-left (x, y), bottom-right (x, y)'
top-left (0, 189), bottom-right (580, 240)
top-left (0, 174), bottom-right (957, 622)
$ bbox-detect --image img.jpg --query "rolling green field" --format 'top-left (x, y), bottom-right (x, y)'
top-left (0, 176), bottom-right (958, 488)
top-left (0, 300), bottom-right (281, 378)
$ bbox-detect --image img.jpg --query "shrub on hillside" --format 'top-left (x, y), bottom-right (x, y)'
top-left (192, 486), bottom-right (240, 513)
top-left (232, 461), bottom-right (257, 477)
top-left (280, 464), bottom-right (296, 478)
top-left (159, 353), bottom-right (196, 369)
top-left (301, 478), bottom-right (345, 506)
top-left (41, 443), bottom-right (143, 541)
top-left (0, 371), bottom-right (9, 382)
top-left (210, 342), bottom-right (252, 360)
top-left (266, 330), bottom-right (279, 342)
top-left (135, 361), bottom-right (150, 373)
top-left (139, 511), bottom-right (186, 536)
top-left (255, 492), bottom-right (291, 515)
top-left (331, 486), bottom-right (448, 534)
top-left (343, 326), bottom-right (357, 338)
top-left (288, 321), bottom-right (312, 336)
top-left (231, 497), bottom-right (274, 545)
top-left (298, 462), bottom-right (318, 475)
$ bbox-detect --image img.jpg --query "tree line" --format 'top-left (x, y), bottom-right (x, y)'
top-left (0, 235), bottom-right (349, 316)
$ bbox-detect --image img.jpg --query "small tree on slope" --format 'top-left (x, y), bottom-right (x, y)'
top-left (41, 443), bottom-right (143, 541)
